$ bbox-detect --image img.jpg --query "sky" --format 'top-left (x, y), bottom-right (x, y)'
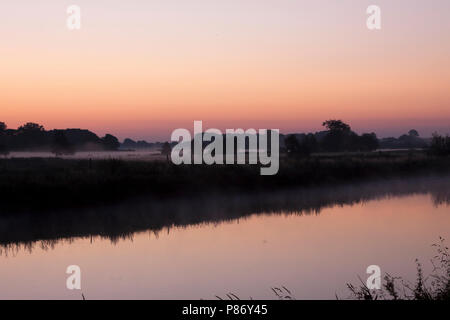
top-left (1, 0), bottom-right (449, 141)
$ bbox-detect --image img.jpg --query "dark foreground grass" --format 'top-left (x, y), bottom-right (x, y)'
top-left (1, 152), bottom-right (450, 212)
top-left (347, 237), bottom-right (450, 300)
top-left (213, 239), bottom-right (450, 301)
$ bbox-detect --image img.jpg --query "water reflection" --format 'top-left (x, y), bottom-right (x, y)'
top-left (1, 174), bottom-right (450, 255)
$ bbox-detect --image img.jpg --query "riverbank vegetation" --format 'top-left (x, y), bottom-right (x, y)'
top-left (0, 150), bottom-right (450, 212)
top-left (216, 238), bottom-right (450, 301)
top-left (347, 237), bottom-right (450, 300)
top-left (2, 174), bottom-right (449, 249)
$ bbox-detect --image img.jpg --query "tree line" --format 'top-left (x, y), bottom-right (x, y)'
top-left (0, 122), bottom-right (120, 156)
top-left (282, 120), bottom-right (448, 157)
top-left (283, 120), bottom-right (379, 156)
top-left (1, 119), bottom-right (448, 158)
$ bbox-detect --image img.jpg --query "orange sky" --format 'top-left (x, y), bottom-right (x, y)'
top-left (1, 1), bottom-right (449, 140)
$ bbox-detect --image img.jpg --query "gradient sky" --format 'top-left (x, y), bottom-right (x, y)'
top-left (1, 0), bottom-right (449, 141)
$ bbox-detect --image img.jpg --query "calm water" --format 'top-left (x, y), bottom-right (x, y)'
top-left (0, 176), bottom-right (449, 299)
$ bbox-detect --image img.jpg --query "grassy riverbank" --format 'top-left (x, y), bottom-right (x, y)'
top-left (0, 151), bottom-right (450, 212)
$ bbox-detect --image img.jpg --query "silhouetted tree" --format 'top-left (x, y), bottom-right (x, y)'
top-left (51, 130), bottom-right (75, 156)
top-left (0, 122), bottom-right (6, 133)
top-left (161, 142), bottom-right (172, 162)
top-left (321, 120), bottom-right (353, 152)
top-left (285, 134), bottom-right (318, 157)
top-left (18, 122), bottom-right (45, 133)
top-left (398, 129), bottom-right (427, 149)
top-left (322, 120), bottom-right (351, 133)
top-left (320, 120), bottom-right (381, 152)
top-left (101, 134), bottom-right (120, 150)
top-left (380, 130), bottom-right (427, 149)
top-left (122, 138), bottom-right (138, 149)
top-left (15, 122), bottom-right (47, 150)
top-left (359, 133), bottom-right (379, 151)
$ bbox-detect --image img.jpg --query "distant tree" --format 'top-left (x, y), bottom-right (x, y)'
top-left (285, 134), bottom-right (317, 157)
top-left (137, 140), bottom-right (153, 148)
top-left (321, 120), bottom-right (353, 152)
top-left (18, 122), bottom-right (45, 132)
top-left (61, 129), bottom-right (104, 151)
top-left (398, 130), bottom-right (427, 149)
top-left (101, 134), bottom-right (120, 150)
top-left (161, 142), bottom-right (172, 162)
top-left (0, 122), bottom-right (6, 133)
top-left (322, 120), bottom-right (351, 133)
top-left (320, 120), bottom-right (380, 152)
top-left (15, 122), bottom-right (47, 150)
top-left (379, 131), bottom-right (427, 150)
top-left (359, 133), bottom-right (379, 151)
top-left (51, 130), bottom-right (75, 157)
top-left (122, 138), bottom-right (137, 149)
